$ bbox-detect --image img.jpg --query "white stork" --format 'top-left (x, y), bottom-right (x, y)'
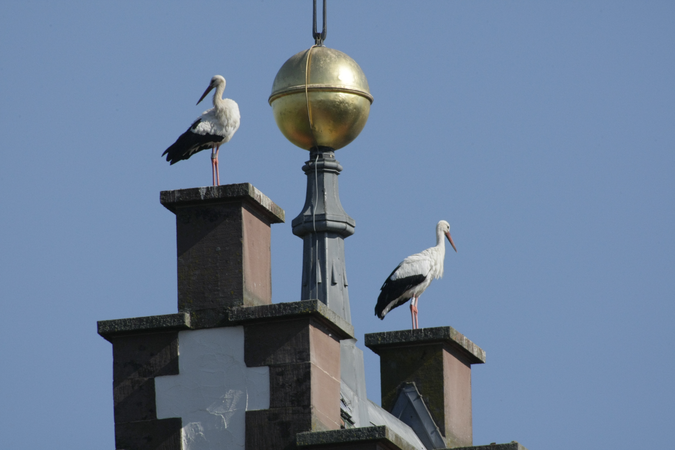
top-left (375, 220), bottom-right (457, 330)
top-left (163, 75), bottom-right (240, 186)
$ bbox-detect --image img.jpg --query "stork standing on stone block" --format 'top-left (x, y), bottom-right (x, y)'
top-left (375, 220), bottom-right (457, 330)
top-left (163, 75), bottom-right (240, 186)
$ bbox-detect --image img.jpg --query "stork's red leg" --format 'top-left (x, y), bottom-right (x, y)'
top-left (410, 297), bottom-right (419, 330)
top-left (214, 146), bottom-right (221, 186)
top-left (414, 298), bottom-right (419, 329)
top-left (211, 147), bottom-right (217, 186)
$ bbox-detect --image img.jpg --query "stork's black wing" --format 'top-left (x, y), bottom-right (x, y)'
top-left (374, 266), bottom-right (426, 319)
top-left (162, 118), bottom-right (224, 165)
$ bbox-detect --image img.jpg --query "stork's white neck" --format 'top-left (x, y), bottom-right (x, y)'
top-left (212, 83), bottom-right (226, 108)
top-left (436, 225), bottom-right (446, 251)
top-left (434, 224), bottom-right (447, 278)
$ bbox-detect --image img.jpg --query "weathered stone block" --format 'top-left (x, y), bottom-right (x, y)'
top-left (296, 426), bottom-right (417, 450)
top-left (112, 332), bottom-right (179, 381)
top-left (268, 363), bottom-right (313, 408)
top-left (243, 318), bottom-right (312, 366)
top-left (233, 301), bottom-right (349, 448)
top-left (114, 417), bottom-right (182, 450)
top-left (160, 183), bottom-right (285, 312)
top-left (243, 317), bottom-right (342, 432)
top-left (113, 377), bottom-right (159, 423)
top-left (98, 313), bottom-right (190, 339)
top-left (230, 299), bottom-right (354, 339)
top-left (365, 326), bottom-right (485, 449)
top-left (246, 407), bottom-right (313, 450)
top-left (453, 442), bottom-right (529, 450)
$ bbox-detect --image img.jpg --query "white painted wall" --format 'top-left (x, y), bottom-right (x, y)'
top-left (155, 327), bottom-right (270, 450)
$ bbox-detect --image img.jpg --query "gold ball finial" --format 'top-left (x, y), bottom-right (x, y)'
top-left (269, 46), bottom-right (373, 150)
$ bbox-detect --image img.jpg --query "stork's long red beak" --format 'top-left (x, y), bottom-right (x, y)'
top-left (445, 231), bottom-right (457, 252)
top-left (197, 83), bottom-right (214, 105)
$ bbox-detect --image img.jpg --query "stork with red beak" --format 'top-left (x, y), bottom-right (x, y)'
top-left (163, 75), bottom-right (240, 186)
top-left (375, 220), bottom-right (457, 329)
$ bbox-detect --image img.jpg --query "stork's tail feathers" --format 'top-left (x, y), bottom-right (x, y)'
top-left (375, 292), bottom-right (409, 320)
top-left (375, 299), bottom-right (387, 320)
top-left (375, 284), bottom-right (395, 319)
top-left (162, 145), bottom-right (181, 165)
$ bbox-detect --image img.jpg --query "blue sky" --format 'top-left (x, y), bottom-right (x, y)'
top-left (1, 1), bottom-right (673, 448)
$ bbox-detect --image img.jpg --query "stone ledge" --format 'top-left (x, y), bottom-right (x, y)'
top-left (97, 313), bottom-right (190, 342)
top-left (230, 300), bottom-right (354, 340)
top-left (160, 183), bottom-right (285, 224)
top-left (364, 326), bottom-right (486, 365)
top-left (296, 425), bottom-right (417, 450)
top-left (453, 442), bottom-right (528, 450)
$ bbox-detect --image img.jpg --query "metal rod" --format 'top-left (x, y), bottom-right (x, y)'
top-left (312, 0), bottom-right (327, 46)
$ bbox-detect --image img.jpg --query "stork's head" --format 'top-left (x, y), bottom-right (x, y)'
top-left (438, 220), bottom-right (457, 252)
top-left (197, 75), bottom-right (227, 105)
top-left (211, 75), bottom-right (226, 86)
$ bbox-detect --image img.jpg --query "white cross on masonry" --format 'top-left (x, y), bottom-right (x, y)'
top-left (155, 327), bottom-right (270, 450)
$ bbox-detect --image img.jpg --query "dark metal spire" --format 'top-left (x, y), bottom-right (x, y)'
top-left (292, 147), bottom-right (354, 323)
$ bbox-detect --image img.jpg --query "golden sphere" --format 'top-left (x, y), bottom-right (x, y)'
top-left (269, 46), bottom-right (373, 150)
